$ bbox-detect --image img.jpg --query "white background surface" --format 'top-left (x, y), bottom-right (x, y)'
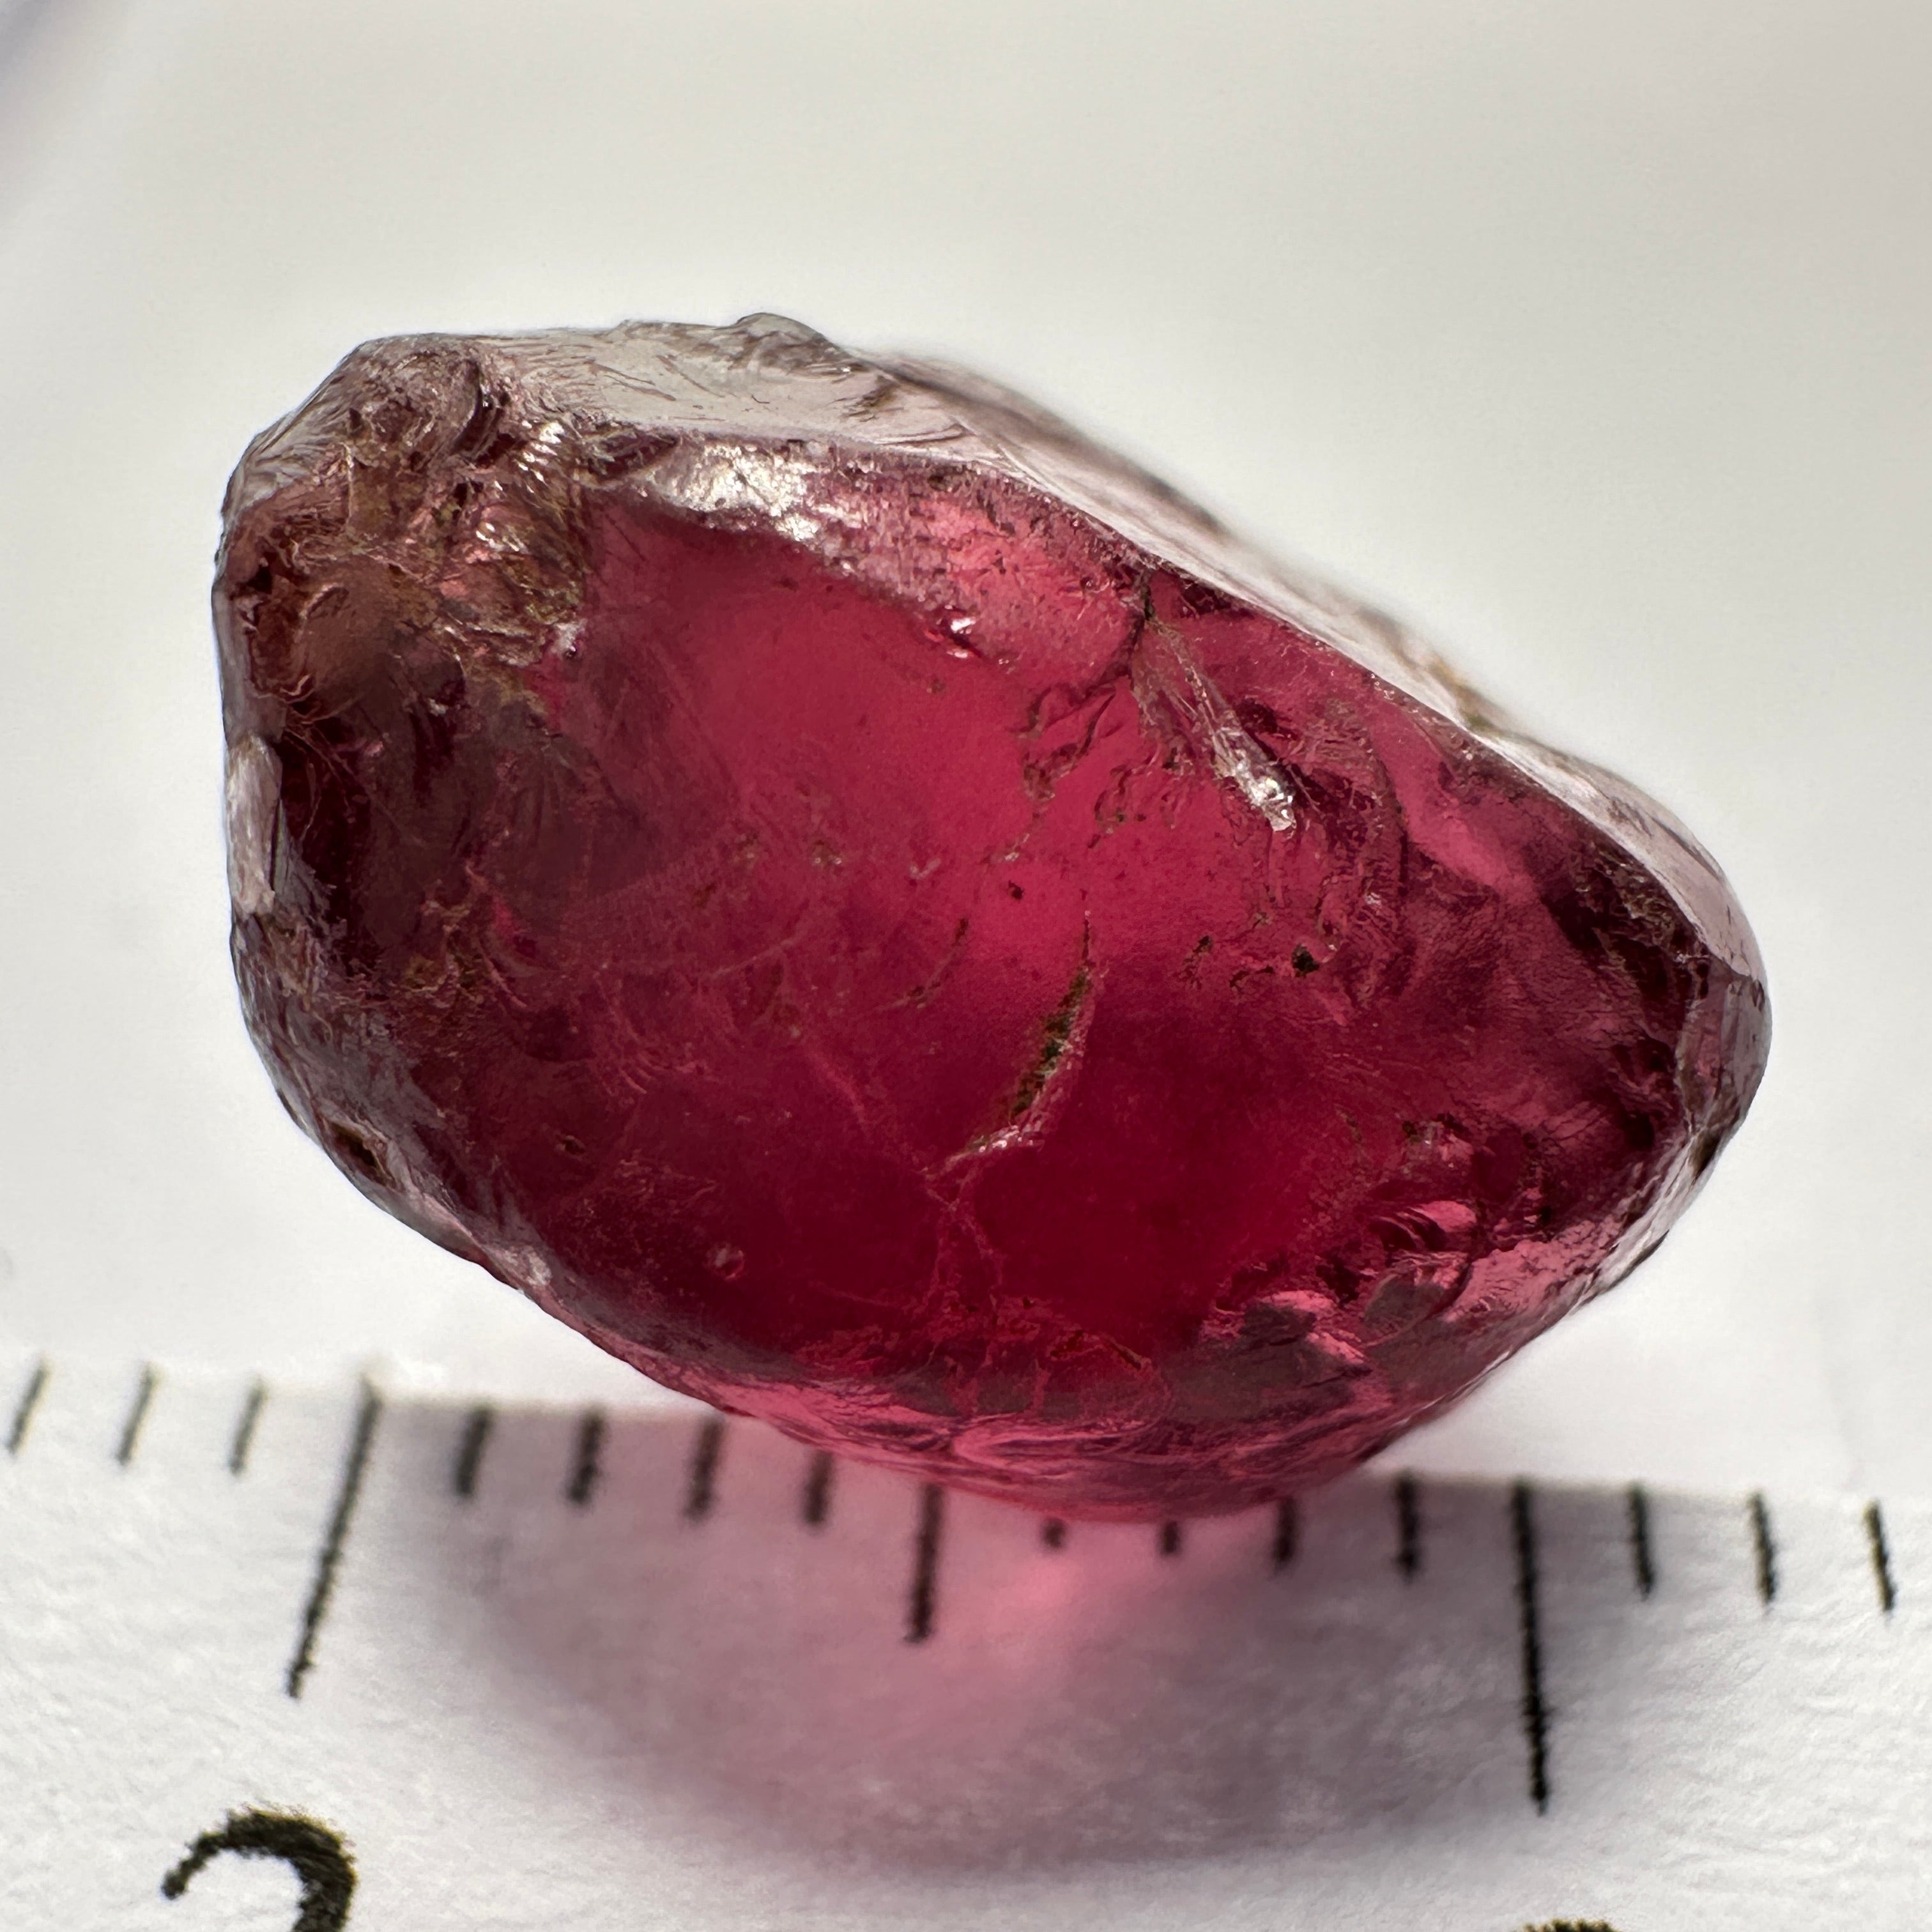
top-left (1, 1), bottom-right (1926, 1494)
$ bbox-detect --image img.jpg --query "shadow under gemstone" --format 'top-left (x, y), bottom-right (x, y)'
top-left (368, 1402), bottom-right (1574, 1874)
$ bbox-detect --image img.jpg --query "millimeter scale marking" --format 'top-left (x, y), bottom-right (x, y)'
top-left (684, 1414), bottom-right (727, 1521)
top-left (227, 1377), bottom-right (268, 1476)
top-left (285, 1381), bottom-right (383, 1699)
top-left (1749, 1489), bottom-right (1779, 1606)
top-left (7, 1353), bottom-right (1915, 1797)
top-left (1271, 1495), bottom-right (1300, 1570)
top-left (1510, 1480), bottom-right (1551, 1814)
top-left (4, 1353), bottom-right (1929, 1931)
top-left (450, 1404), bottom-right (493, 1499)
top-left (1625, 1483), bottom-right (1656, 1598)
top-left (1866, 1500), bottom-right (1898, 1614)
top-left (6, 1355), bottom-right (49, 1454)
top-left (114, 1363), bottom-right (159, 1467)
top-left (801, 1448), bottom-right (835, 1528)
top-left (1394, 1471), bottom-right (1423, 1579)
top-left (565, 1407), bottom-right (604, 1508)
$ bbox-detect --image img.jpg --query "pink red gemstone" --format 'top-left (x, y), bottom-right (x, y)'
top-left (214, 317), bottom-right (1768, 1517)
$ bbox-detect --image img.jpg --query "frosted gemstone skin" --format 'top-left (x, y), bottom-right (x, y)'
top-left (215, 316), bottom-right (1768, 1519)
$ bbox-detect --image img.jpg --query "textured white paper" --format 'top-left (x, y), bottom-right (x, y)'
top-left (3, 1352), bottom-right (1928, 1930)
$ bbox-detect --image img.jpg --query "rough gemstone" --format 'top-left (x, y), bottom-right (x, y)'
top-left (214, 316), bottom-right (1769, 1519)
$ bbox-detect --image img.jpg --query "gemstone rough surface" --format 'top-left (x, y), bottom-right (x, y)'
top-left (215, 316), bottom-right (1770, 1518)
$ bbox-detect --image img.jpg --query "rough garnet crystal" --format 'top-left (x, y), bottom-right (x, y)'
top-left (215, 316), bottom-right (1768, 1518)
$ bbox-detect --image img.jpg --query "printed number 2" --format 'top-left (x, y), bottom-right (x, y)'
top-left (155, 1814), bottom-right (1618, 1932)
top-left (162, 1810), bottom-right (355, 1932)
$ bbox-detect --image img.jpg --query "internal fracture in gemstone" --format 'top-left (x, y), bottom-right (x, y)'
top-left (214, 316), bottom-right (1770, 1519)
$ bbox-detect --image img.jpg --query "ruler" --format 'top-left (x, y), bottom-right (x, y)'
top-left (3, 1352), bottom-right (1928, 1931)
